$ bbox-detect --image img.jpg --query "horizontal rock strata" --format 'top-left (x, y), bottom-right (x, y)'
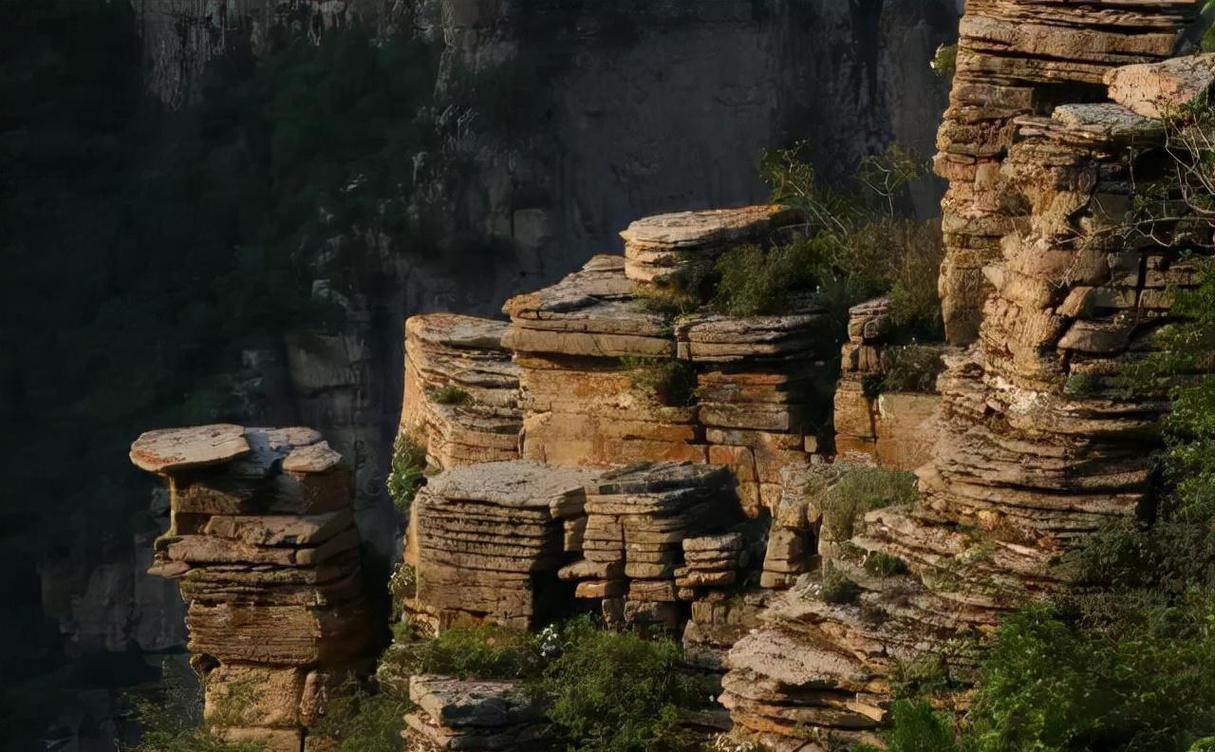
top-left (933, 0), bottom-right (1199, 344)
top-left (401, 313), bottom-right (522, 469)
top-left (621, 204), bottom-right (797, 289)
top-left (407, 460), bottom-right (601, 631)
top-left (131, 425), bottom-right (373, 751)
top-left (404, 675), bottom-right (554, 752)
top-left (725, 52), bottom-right (1213, 750)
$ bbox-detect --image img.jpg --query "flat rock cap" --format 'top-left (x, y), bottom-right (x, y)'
top-left (620, 204), bottom-right (795, 249)
top-left (130, 424), bottom-right (250, 473)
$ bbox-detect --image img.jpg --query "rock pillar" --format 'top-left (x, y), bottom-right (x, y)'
top-left (130, 424), bottom-right (375, 751)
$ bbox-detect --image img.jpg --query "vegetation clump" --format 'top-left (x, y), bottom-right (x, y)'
top-left (426, 384), bottom-right (473, 405)
top-left (820, 563), bottom-right (862, 605)
top-left (386, 433), bottom-right (427, 514)
top-left (533, 618), bottom-right (708, 752)
top-left (620, 357), bottom-right (698, 406)
top-left (878, 345), bottom-right (947, 395)
top-left (816, 466), bottom-right (919, 541)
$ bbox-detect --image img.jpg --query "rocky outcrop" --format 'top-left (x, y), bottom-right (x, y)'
top-left (833, 298), bottom-right (945, 470)
top-left (401, 314), bottom-right (522, 469)
top-left (933, 0), bottom-right (1200, 343)
top-left (404, 675), bottom-right (554, 752)
top-left (130, 425), bottom-right (375, 751)
top-left (499, 211), bottom-right (836, 517)
top-left (405, 460), bottom-right (601, 631)
top-left (722, 52), bottom-right (1213, 751)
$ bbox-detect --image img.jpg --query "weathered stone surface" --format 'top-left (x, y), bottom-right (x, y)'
top-left (133, 425), bottom-right (372, 747)
top-left (933, 0), bottom-right (1198, 343)
top-left (401, 313), bottom-right (522, 470)
top-left (130, 424), bottom-right (250, 473)
top-left (503, 255), bottom-right (675, 358)
top-left (621, 205), bottom-right (797, 286)
top-left (404, 675), bottom-right (554, 752)
top-left (1105, 53), bottom-right (1215, 119)
top-left (408, 461), bottom-right (602, 629)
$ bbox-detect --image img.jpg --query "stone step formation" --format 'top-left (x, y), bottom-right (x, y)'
top-left (401, 313), bottom-right (522, 469)
top-left (405, 460), bottom-right (601, 632)
top-left (130, 424), bottom-right (375, 752)
top-left (404, 675), bottom-right (554, 752)
top-left (933, 0), bottom-right (1201, 345)
top-left (720, 49), bottom-right (1215, 752)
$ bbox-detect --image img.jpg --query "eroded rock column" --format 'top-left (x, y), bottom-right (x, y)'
top-left (131, 424), bottom-right (375, 751)
top-left (934, 0), bottom-right (1199, 343)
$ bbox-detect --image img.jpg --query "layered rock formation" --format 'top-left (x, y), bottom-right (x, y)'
top-left (130, 424), bottom-right (375, 751)
top-left (933, 0), bottom-right (1201, 343)
top-left (498, 209), bottom-right (836, 517)
top-left (722, 50), bottom-right (1213, 751)
top-left (833, 298), bottom-right (945, 470)
top-left (404, 675), bottom-right (554, 752)
top-left (405, 460), bottom-right (600, 631)
top-left (401, 314), bottom-right (522, 469)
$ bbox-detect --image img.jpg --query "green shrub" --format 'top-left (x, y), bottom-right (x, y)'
top-left (426, 384), bottom-right (472, 405)
top-left (308, 686), bottom-right (411, 752)
top-left (386, 433), bottom-right (427, 514)
top-left (711, 240), bottom-right (823, 317)
top-left (818, 466), bottom-right (919, 541)
top-left (864, 552), bottom-right (908, 577)
top-left (533, 618), bottom-right (706, 752)
top-left (1063, 372), bottom-right (1102, 398)
top-left (881, 345), bottom-right (946, 394)
top-left (389, 623), bottom-right (544, 681)
top-left (931, 44), bottom-right (958, 77)
top-left (820, 563), bottom-right (861, 605)
top-left (126, 672), bottom-right (262, 752)
top-left (885, 699), bottom-right (958, 752)
top-left (963, 594), bottom-right (1215, 752)
top-left (620, 357), bottom-right (698, 406)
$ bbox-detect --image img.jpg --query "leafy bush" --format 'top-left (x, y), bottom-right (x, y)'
top-left (820, 563), bottom-right (861, 605)
top-left (753, 144), bottom-right (944, 338)
top-left (961, 594), bottom-right (1215, 752)
top-left (884, 699), bottom-right (958, 752)
top-left (931, 44), bottom-right (958, 77)
top-left (388, 623), bottom-right (545, 681)
top-left (426, 384), bottom-right (472, 405)
top-left (620, 357), bottom-right (698, 406)
top-left (533, 618), bottom-right (706, 752)
top-left (126, 671), bottom-right (262, 752)
top-left (386, 433), bottom-right (427, 514)
top-left (880, 345), bottom-right (947, 394)
top-left (817, 466), bottom-right (919, 541)
top-left (711, 240), bottom-right (823, 317)
top-left (864, 552), bottom-right (908, 577)
top-left (308, 686), bottom-right (411, 752)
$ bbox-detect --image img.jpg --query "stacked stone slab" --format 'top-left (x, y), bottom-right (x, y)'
top-left (559, 462), bottom-right (744, 629)
top-left (620, 204), bottom-right (797, 291)
top-left (933, 0), bottom-right (1199, 344)
top-left (723, 54), bottom-right (1214, 750)
top-left (833, 298), bottom-right (945, 471)
top-left (401, 313), bottom-right (522, 469)
top-left (758, 465), bottom-right (821, 590)
top-left (678, 308), bottom-right (832, 516)
top-left (406, 460), bottom-right (601, 631)
top-left (503, 255), bottom-right (704, 467)
top-left (404, 675), bottom-right (554, 752)
top-left (131, 424), bottom-right (373, 752)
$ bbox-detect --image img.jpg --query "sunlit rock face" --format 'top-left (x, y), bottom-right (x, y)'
top-left (130, 425), bottom-right (377, 752)
top-left (933, 0), bottom-right (1199, 344)
top-left (721, 46), bottom-right (1213, 752)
